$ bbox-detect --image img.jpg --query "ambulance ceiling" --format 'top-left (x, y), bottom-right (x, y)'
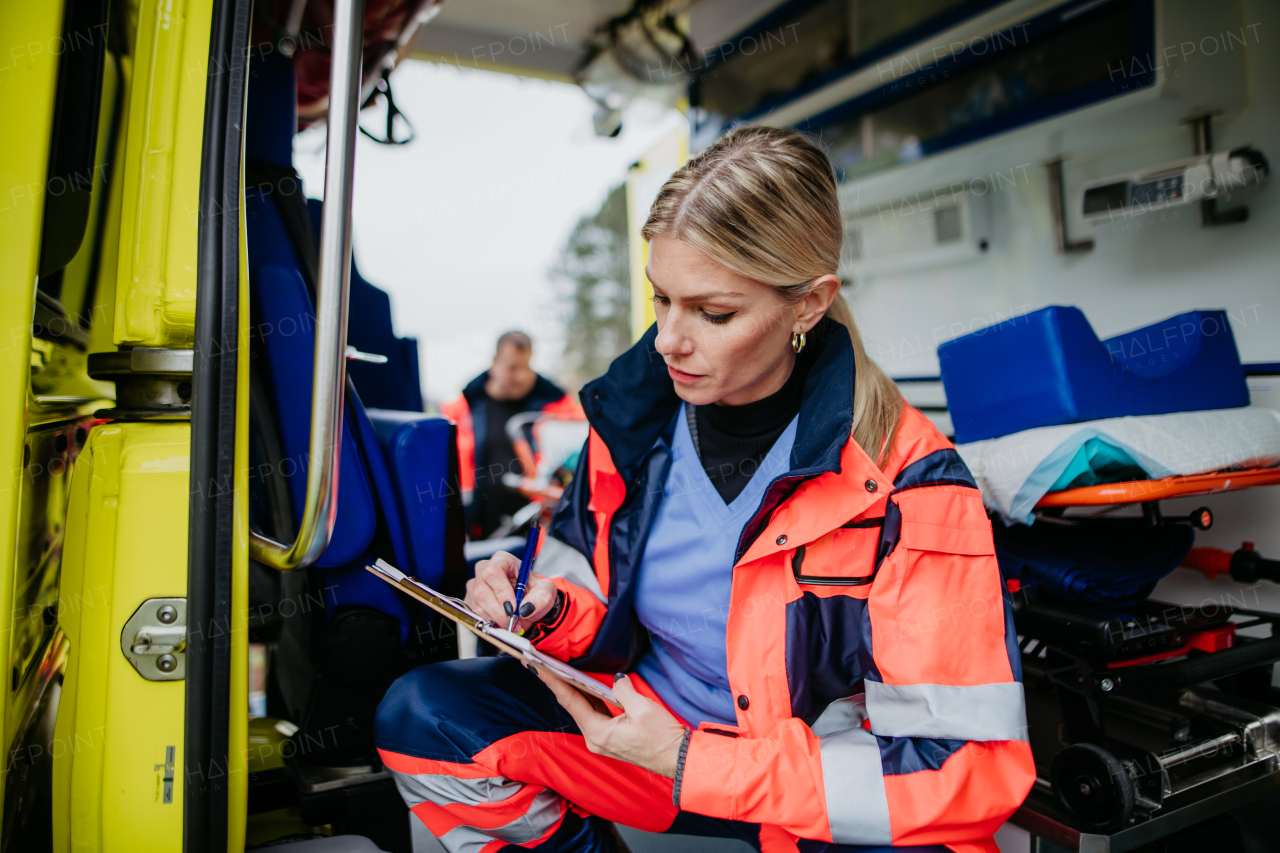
top-left (407, 0), bottom-right (789, 82)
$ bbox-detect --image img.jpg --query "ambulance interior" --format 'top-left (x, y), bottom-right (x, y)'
top-left (234, 0), bottom-right (1280, 850)
top-left (23, 0), bottom-right (1280, 850)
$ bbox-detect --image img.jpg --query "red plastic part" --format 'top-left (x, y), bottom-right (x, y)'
top-left (1188, 622), bottom-right (1236, 653)
top-left (1183, 546), bottom-right (1234, 580)
top-left (1107, 644), bottom-right (1193, 668)
top-left (1106, 623), bottom-right (1237, 668)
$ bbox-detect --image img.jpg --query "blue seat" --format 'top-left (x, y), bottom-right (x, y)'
top-left (363, 409), bottom-right (462, 589)
top-left (252, 264), bottom-right (380, 568)
top-left (244, 50), bottom-right (463, 761)
top-left (938, 306), bottom-right (1250, 444)
top-left (310, 195), bottom-right (423, 413)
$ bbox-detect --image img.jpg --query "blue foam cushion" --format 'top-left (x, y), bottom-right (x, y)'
top-left (939, 306), bottom-right (1249, 444)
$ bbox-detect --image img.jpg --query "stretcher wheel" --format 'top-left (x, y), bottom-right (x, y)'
top-left (1050, 743), bottom-right (1134, 833)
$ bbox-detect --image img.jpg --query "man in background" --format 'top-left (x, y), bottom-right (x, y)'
top-left (441, 331), bottom-right (577, 539)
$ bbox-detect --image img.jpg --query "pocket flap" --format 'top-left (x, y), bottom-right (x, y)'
top-left (896, 487), bottom-right (995, 556)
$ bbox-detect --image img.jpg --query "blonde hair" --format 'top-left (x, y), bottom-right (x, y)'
top-left (641, 126), bottom-right (903, 467)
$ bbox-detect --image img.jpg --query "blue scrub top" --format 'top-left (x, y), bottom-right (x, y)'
top-left (633, 404), bottom-right (798, 727)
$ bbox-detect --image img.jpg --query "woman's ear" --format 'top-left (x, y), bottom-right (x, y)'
top-left (795, 274), bottom-right (842, 331)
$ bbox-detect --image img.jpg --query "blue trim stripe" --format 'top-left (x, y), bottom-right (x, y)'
top-left (892, 448), bottom-right (978, 492)
top-left (876, 734), bottom-right (967, 776)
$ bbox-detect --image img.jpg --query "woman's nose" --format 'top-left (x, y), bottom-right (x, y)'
top-left (655, 312), bottom-right (694, 358)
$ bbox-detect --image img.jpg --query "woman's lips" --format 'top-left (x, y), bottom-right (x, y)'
top-left (667, 365), bottom-right (703, 384)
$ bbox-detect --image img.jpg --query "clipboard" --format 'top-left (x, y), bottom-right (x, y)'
top-left (366, 559), bottom-right (620, 710)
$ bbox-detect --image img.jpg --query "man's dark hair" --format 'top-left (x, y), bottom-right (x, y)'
top-left (496, 331), bottom-right (532, 353)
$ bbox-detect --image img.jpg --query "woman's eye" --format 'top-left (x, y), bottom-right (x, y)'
top-left (702, 310), bottom-right (734, 325)
top-left (652, 295), bottom-right (669, 306)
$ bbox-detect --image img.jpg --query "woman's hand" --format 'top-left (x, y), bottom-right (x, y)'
top-left (538, 671), bottom-right (688, 778)
top-left (465, 551), bottom-right (559, 631)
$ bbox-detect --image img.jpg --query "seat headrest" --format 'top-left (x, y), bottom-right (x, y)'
top-left (246, 50), bottom-right (298, 168)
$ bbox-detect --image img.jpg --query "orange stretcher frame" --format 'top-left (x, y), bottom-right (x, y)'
top-left (1035, 467), bottom-right (1280, 507)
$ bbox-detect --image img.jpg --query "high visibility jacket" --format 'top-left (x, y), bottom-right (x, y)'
top-left (536, 319), bottom-right (1034, 853)
top-left (439, 372), bottom-right (580, 496)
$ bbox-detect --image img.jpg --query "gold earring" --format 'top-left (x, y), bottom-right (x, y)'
top-left (791, 330), bottom-right (806, 353)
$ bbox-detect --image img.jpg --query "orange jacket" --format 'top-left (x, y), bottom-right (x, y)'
top-left (537, 320), bottom-right (1034, 853)
top-left (439, 372), bottom-right (580, 495)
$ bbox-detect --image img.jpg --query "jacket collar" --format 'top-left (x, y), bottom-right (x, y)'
top-left (580, 316), bottom-right (855, 484)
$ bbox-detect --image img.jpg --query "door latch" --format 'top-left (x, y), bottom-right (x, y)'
top-left (121, 598), bottom-right (186, 681)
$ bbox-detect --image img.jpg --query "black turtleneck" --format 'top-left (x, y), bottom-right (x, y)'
top-left (690, 340), bottom-right (817, 503)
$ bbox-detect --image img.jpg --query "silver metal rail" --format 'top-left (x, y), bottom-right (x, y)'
top-left (250, 0), bottom-right (365, 570)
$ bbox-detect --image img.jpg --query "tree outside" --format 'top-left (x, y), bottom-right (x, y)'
top-left (550, 184), bottom-right (632, 391)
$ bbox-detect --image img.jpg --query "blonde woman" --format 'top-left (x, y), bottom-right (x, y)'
top-left (377, 127), bottom-right (1034, 853)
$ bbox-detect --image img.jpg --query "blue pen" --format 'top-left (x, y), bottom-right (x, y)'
top-left (508, 521), bottom-right (540, 633)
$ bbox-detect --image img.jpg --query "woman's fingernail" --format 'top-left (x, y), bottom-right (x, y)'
top-left (519, 601), bottom-right (535, 618)
top-left (503, 601), bottom-right (514, 617)
top-left (614, 672), bottom-right (626, 683)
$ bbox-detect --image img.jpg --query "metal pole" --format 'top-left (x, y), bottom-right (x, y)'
top-left (250, 0), bottom-right (364, 570)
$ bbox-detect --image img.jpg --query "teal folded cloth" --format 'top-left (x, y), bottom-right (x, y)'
top-left (1046, 437), bottom-right (1149, 492)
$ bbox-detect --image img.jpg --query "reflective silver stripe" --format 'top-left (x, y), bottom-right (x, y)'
top-left (390, 768), bottom-right (565, 853)
top-left (819, 726), bottom-right (892, 846)
top-left (865, 681), bottom-right (1029, 742)
top-left (435, 788), bottom-right (565, 853)
top-left (433, 822), bottom-right (498, 853)
top-left (811, 694), bottom-right (868, 738)
top-left (390, 769), bottom-right (523, 809)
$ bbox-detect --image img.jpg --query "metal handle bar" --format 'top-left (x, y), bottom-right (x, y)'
top-left (250, 0), bottom-right (365, 570)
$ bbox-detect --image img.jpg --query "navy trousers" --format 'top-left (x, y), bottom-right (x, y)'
top-left (375, 657), bottom-right (948, 853)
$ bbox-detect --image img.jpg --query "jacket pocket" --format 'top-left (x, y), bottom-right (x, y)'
top-left (791, 517), bottom-right (884, 586)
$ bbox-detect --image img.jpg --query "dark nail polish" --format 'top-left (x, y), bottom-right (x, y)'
top-left (519, 601), bottom-right (535, 618)
top-left (503, 601), bottom-right (514, 617)
top-left (614, 672), bottom-right (626, 683)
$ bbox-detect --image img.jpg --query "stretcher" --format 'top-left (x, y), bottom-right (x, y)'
top-left (992, 412), bottom-right (1280, 847)
top-left (1036, 466), bottom-right (1280, 508)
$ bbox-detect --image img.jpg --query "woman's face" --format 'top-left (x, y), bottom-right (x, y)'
top-left (649, 236), bottom-right (836, 406)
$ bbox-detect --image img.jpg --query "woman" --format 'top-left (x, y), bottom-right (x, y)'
top-left (376, 127), bottom-right (1034, 853)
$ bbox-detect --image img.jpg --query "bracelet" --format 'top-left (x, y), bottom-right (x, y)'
top-left (671, 727), bottom-right (693, 807)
